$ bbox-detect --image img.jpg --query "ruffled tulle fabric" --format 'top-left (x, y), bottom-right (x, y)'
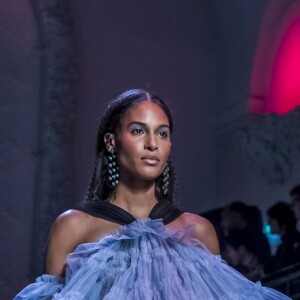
top-left (14, 274), bottom-right (64, 299)
top-left (14, 219), bottom-right (291, 300)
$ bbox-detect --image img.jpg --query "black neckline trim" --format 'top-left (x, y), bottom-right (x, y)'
top-left (76, 200), bottom-right (183, 225)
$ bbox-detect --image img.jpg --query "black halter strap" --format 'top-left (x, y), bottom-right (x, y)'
top-left (76, 200), bottom-right (183, 225)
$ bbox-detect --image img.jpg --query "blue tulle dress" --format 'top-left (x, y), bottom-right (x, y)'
top-left (14, 200), bottom-right (291, 300)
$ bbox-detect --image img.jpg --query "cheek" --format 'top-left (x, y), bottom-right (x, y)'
top-left (118, 137), bottom-right (142, 157)
top-left (118, 145), bottom-right (138, 164)
top-left (117, 140), bottom-right (147, 172)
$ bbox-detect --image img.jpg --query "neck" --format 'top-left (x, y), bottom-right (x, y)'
top-left (109, 181), bottom-right (158, 219)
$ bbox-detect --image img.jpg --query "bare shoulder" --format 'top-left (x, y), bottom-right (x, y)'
top-left (181, 212), bottom-right (215, 232)
top-left (48, 209), bottom-right (93, 252)
top-left (55, 209), bottom-right (92, 228)
top-left (181, 212), bottom-right (220, 255)
top-left (51, 209), bottom-right (91, 239)
top-left (45, 209), bottom-right (94, 276)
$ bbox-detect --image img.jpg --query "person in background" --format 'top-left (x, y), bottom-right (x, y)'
top-left (290, 184), bottom-right (300, 233)
top-left (267, 201), bottom-right (300, 272)
top-left (224, 229), bottom-right (268, 281)
top-left (220, 202), bottom-right (271, 279)
top-left (220, 202), bottom-right (248, 236)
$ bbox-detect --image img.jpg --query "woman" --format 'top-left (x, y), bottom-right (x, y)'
top-left (15, 89), bottom-right (290, 299)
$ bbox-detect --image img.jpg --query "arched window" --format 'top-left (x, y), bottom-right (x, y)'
top-left (248, 1), bottom-right (300, 114)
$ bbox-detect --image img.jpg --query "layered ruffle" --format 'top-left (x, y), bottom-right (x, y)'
top-left (14, 219), bottom-right (290, 300)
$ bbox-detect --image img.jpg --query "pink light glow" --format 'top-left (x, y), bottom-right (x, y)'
top-left (268, 18), bottom-right (300, 114)
top-left (248, 1), bottom-right (300, 115)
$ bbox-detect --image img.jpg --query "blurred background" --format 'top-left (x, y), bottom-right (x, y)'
top-left (1, 0), bottom-right (300, 298)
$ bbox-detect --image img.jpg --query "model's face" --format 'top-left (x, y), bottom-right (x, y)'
top-left (114, 101), bottom-right (171, 183)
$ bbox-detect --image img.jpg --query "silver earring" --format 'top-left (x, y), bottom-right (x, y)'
top-left (107, 150), bottom-right (119, 187)
top-left (162, 165), bottom-right (169, 195)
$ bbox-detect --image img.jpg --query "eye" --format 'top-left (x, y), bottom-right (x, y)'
top-left (131, 128), bottom-right (145, 135)
top-left (158, 131), bottom-right (169, 139)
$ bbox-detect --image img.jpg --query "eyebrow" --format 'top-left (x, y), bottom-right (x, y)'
top-left (127, 121), bottom-right (170, 130)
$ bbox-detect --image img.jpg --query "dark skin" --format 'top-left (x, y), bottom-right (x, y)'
top-left (45, 101), bottom-right (220, 277)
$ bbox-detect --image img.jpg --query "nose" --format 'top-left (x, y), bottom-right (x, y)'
top-left (145, 133), bottom-right (158, 151)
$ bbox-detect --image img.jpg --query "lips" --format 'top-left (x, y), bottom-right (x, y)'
top-left (141, 156), bottom-right (160, 165)
top-left (141, 156), bottom-right (159, 161)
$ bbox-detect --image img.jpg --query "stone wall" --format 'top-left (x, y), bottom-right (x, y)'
top-left (0, 0), bottom-right (40, 297)
top-left (0, 1), bottom-right (76, 298)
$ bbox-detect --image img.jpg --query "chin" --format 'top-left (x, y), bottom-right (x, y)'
top-left (139, 171), bottom-right (162, 181)
top-left (139, 168), bottom-right (163, 178)
top-left (142, 175), bottom-right (161, 182)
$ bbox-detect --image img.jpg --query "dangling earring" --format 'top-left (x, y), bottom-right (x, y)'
top-left (107, 149), bottom-right (119, 187)
top-left (162, 164), bottom-right (169, 195)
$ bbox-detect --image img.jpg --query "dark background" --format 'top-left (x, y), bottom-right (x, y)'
top-left (1, 0), bottom-right (300, 298)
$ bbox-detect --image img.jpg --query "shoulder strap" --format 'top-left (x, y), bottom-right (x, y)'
top-left (149, 200), bottom-right (183, 224)
top-left (76, 201), bottom-right (135, 225)
top-left (76, 200), bottom-right (183, 225)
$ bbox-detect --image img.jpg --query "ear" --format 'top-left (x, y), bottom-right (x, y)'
top-left (104, 133), bottom-right (116, 152)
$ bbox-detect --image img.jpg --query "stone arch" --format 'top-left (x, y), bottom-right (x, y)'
top-left (248, 0), bottom-right (300, 114)
top-left (29, 0), bottom-right (77, 276)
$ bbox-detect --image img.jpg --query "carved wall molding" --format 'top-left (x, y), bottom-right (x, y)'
top-left (30, 0), bottom-right (77, 277)
top-left (235, 107), bottom-right (300, 185)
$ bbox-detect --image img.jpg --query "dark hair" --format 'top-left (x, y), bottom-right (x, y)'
top-left (84, 89), bottom-right (176, 204)
top-left (227, 202), bottom-right (249, 220)
top-left (290, 184), bottom-right (300, 198)
top-left (267, 202), bottom-right (296, 230)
